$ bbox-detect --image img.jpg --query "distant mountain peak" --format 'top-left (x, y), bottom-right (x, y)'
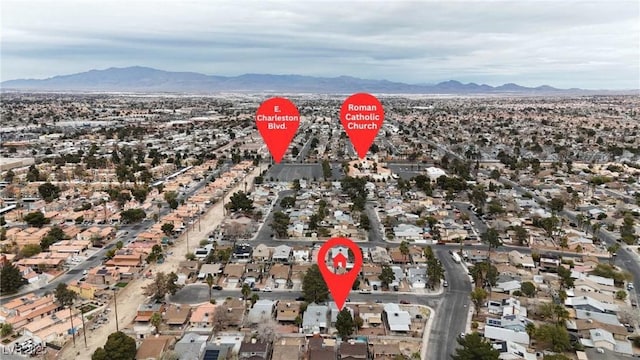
top-left (0, 66), bottom-right (588, 94)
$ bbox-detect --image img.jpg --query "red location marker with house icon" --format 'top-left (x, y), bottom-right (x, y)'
top-left (317, 237), bottom-right (363, 311)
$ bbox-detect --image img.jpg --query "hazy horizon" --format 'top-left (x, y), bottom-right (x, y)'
top-left (2, 0), bottom-right (639, 90)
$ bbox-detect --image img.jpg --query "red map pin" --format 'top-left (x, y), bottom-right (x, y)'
top-left (340, 93), bottom-right (384, 159)
top-left (256, 97), bottom-right (300, 163)
top-left (317, 237), bottom-right (363, 311)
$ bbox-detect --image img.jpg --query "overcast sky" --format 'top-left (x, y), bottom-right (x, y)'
top-left (1, 0), bottom-right (638, 89)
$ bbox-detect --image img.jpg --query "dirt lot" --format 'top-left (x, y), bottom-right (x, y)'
top-left (59, 166), bottom-right (261, 360)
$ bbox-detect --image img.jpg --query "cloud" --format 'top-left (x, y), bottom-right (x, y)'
top-left (1, 0), bottom-right (638, 89)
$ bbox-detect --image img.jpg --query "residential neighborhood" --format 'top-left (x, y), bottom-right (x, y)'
top-left (0, 93), bottom-right (639, 360)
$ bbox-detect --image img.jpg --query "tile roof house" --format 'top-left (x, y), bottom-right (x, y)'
top-left (308, 335), bottom-right (336, 360)
top-left (135, 335), bottom-right (173, 360)
top-left (189, 302), bottom-right (216, 328)
top-left (164, 304), bottom-right (191, 326)
top-left (371, 343), bottom-right (402, 359)
top-left (276, 301), bottom-right (301, 323)
top-left (272, 338), bottom-right (304, 360)
top-left (339, 341), bottom-right (369, 360)
top-left (238, 338), bottom-right (270, 360)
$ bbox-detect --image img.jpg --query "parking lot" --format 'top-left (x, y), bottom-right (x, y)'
top-left (265, 164), bottom-right (324, 181)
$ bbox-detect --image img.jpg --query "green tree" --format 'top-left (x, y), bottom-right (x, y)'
top-left (520, 281), bottom-right (536, 297)
top-left (549, 197), bottom-right (565, 214)
top-left (620, 214), bottom-right (636, 245)
top-left (206, 274), bottom-right (215, 300)
top-left (557, 266), bottom-right (574, 289)
top-left (469, 185), bottom-right (488, 212)
top-left (0, 263), bottom-right (25, 295)
top-left (55, 283), bottom-right (78, 345)
top-left (359, 213), bottom-right (370, 231)
top-left (38, 182), bottom-right (61, 202)
top-left (426, 257), bottom-right (445, 289)
top-left (40, 225), bottom-right (67, 250)
top-left (23, 211), bottom-right (50, 227)
top-left (378, 265), bottom-right (395, 290)
top-left (26, 164), bottom-right (41, 182)
top-left (271, 211), bottom-right (290, 238)
top-left (321, 160), bottom-right (332, 179)
top-left (535, 324), bottom-right (571, 352)
top-left (150, 312), bottom-right (162, 334)
top-left (513, 225), bottom-right (528, 246)
top-left (302, 264), bottom-right (329, 303)
top-left (146, 272), bottom-right (168, 301)
top-left (92, 331), bottom-right (137, 360)
top-left (166, 272), bottom-right (180, 295)
top-left (120, 208), bottom-right (146, 223)
top-left (470, 288), bottom-right (488, 315)
top-left (131, 187), bottom-right (149, 203)
top-left (0, 323), bottom-right (13, 337)
top-left (161, 223), bottom-right (175, 237)
top-left (292, 179), bottom-right (301, 191)
top-left (481, 228), bottom-right (501, 259)
top-left (20, 244), bottom-right (42, 257)
top-left (226, 191), bottom-right (254, 214)
top-left (280, 196), bottom-right (296, 209)
top-left (487, 201), bottom-right (504, 215)
top-left (335, 308), bottom-right (355, 339)
top-left (399, 241), bottom-right (410, 261)
top-left (4, 169), bottom-right (15, 183)
top-left (615, 290), bottom-right (627, 300)
top-left (537, 303), bottom-right (570, 325)
top-left (146, 244), bottom-right (163, 264)
top-left (412, 174), bottom-right (433, 195)
top-left (451, 332), bottom-right (499, 360)
top-left (241, 283), bottom-right (251, 300)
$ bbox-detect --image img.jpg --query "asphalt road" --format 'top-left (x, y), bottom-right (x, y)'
top-left (253, 189), bottom-right (295, 245)
top-left (364, 202), bottom-right (384, 246)
top-left (1, 163), bottom-right (232, 302)
top-left (169, 247), bottom-right (470, 360)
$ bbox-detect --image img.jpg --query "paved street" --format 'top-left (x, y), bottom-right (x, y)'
top-left (169, 247), bottom-right (470, 360)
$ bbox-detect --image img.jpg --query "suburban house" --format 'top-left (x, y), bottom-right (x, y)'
top-left (383, 303), bottom-right (411, 332)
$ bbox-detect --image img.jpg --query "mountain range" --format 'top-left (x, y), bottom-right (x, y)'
top-left (0, 66), bottom-right (607, 94)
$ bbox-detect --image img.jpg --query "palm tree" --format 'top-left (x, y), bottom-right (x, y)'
top-left (592, 222), bottom-right (602, 240)
top-left (241, 283), bottom-right (251, 301)
top-left (150, 312), bottom-right (162, 334)
top-left (206, 274), bottom-right (215, 300)
top-left (399, 241), bottom-right (410, 262)
top-left (481, 228), bottom-right (501, 261)
top-left (55, 284), bottom-right (78, 346)
top-left (525, 322), bottom-right (536, 346)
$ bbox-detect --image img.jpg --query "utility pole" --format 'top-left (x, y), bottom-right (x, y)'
top-left (81, 307), bottom-right (87, 347)
top-left (113, 289), bottom-right (119, 332)
top-left (69, 306), bottom-right (76, 347)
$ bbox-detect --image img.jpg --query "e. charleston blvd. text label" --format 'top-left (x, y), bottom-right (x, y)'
top-left (255, 97), bottom-right (300, 163)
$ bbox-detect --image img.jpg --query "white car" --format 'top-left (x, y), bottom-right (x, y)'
top-left (262, 287), bottom-right (272, 292)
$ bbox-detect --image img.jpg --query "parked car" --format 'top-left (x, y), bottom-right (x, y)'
top-left (443, 281), bottom-right (449, 287)
top-left (212, 285), bottom-right (223, 290)
top-left (262, 287), bottom-right (272, 292)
